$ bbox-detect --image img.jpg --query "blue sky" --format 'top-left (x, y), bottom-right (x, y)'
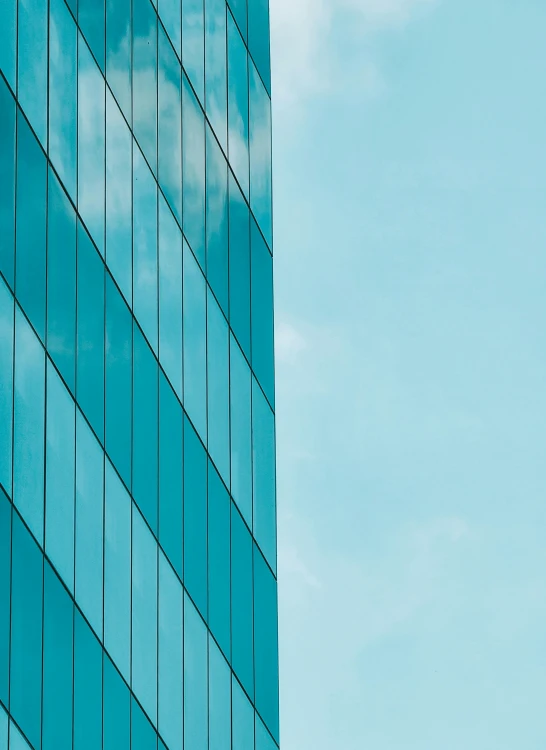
top-left (270, 1), bottom-right (546, 747)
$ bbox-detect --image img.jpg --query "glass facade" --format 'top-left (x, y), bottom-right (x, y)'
top-left (0, 0), bottom-right (277, 747)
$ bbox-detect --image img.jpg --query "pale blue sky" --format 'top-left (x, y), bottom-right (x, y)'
top-left (270, 1), bottom-right (546, 748)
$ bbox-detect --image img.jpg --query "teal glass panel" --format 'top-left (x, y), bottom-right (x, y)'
top-left (0, 490), bottom-right (11, 706)
top-left (104, 459), bottom-right (132, 682)
top-left (77, 222), bottom-right (105, 442)
top-left (106, 0), bottom-right (132, 123)
top-left (159, 372), bottom-right (183, 578)
top-left (106, 272), bottom-right (133, 489)
top-left (74, 612), bottom-right (103, 750)
top-left (0, 0), bottom-right (16, 91)
top-left (9, 722), bottom-right (30, 750)
top-left (15, 112), bottom-right (46, 341)
top-left (49, 0), bottom-right (77, 200)
top-left (13, 307), bottom-right (45, 544)
top-left (104, 656), bottom-right (131, 750)
top-left (231, 504), bottom-right (254, 696)
top-left (76, 410), bottom-right (104, 637)
top-left (159, 194), bottom-right (183, 398)
top-left (0, 280), bottom-right (14, 494)
top-left (230, 335), bottom-right (252, 525)
top-left (206, 127), bottom-right (229, 316)
top-left (208, 462), bottom-right (230, 658)
top-left (205, 0), bottom-right (227, 152)
top-left (10, 514), bottom-right (43, 750)
top-left (78, 35), bottom-right (106, 256)
top-left (184, 416), bottom-right (208, 619)
top-left (133, 323), bottom-right (159, 532)
top-left (133, 0), bottom-right (157, 174)
top-left (45, 361), bottom-right (76, 592)
top-left (0, 706), bottom-right (5, 750)
top-left (18, 0), bottom-right (47, 145)
top-left (248, 0), bottom-right (270, 93)
top-left (182, 0), bottom-right (204, 103)
top-left (252, 377), bottom-right (276, 571)
top-left (43, 563), bottom-right (74, 750)
top-left (133, 146), bottom-right (158, 351)
top-left (132, 506), bottom-right (158, 724)
top-left (251, 219), bottom-right (275, 406)
top-left (254, 546), bottom-right (279, 740)
top-left (249, 63), bottom-right (272, 249)
top-left (106, 90), bottom-right (133, 307)
top-left (47, 170), bottom-right (77, 391)
top-left (79, 0), bottom-right (106, 72)
top-left (183, 241), bottom-right (207, 440)
top-left (255, 715), bottom-right (277, 750)
top-left (131, 697), bottom-right (157, 750)
top-left (228, 0), bottom-right (247, 41)
top-left (207, 290), bottom-right (230, 485)
top-left (159, 552), bottom-right (183, 750)
top-left (0, 80), bottom-right (15, 289)
top-left (182, 76), bottom-right (206, 268)
top-left (209, 634), bottom-right (231, 750)
top-left (227, 14), bottom-right (249, 198)
top-left (228, 172), bottom-right (251, 360)
top-left (232, 676), bottom-right (254, 750)
top-left (184, 594), bottom-right (208, 750)
top-left (159, 0), bottom-right (181, 55)
top-left (158, 26), bottom-right (182, 224)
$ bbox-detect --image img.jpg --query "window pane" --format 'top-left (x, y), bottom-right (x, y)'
top-left (254, 546), bottom-right (279, 741)
top-left (0, 0), bottom-right (16, 91)
top-left (227, 14), bottom-right (249, 199)
top-left (228, 0), bottom-right (247, 41)
top-left (159, 372), bottom-right (183, 578)
top-left (0, 705), bottom-right (6, 750)
top-left (75, 410), bottom-right (104, 638)
top-left (184, 416), bottom-right (208, 619)
top-left (74, 612), bottom-right (103, 750)
top-left (133, 0), bottom-right (157, 174)
top-left (205, 0), bottom-right (227, 152)
top-left (9, 722), bottom-right (31, 750)
top-left (207, 291), bottom-right (230, 485)
top-left (0, 80), bottom-right (15, 289)
top-left (231, 504), bottom-right (254, 697)
top-left (0, 491), bottom-right (11, 706)
top-left (228, 172), bottom-right (251, 360)
top-left (230, 336), bottom-right (252, 525)
top-left (206, 127), bottom-right (229, 316)
top-left (183, 241), bottom-right (207, 440)
top-left (79, 0), bottom-right (106, 72)
top-left (106, 0), bottom-right (132, 122)
top-left (252, 377), bottom-right (276, 571)
top-left (131, 697), bottom-right (157, 750)
top-left (133, 146), bottom-right (158, 351)
top-left (158, 26), bottom-right (182, 225)
top-left (43, 563), bottom-right (73, 750)
top-left (248, 0), bottom-right (270, 93)
top-left (182, 0), bottom-right (204, 102)
top-left (251, 219), bottom-right (275, 406)
top-left (209, 632), bottom-right (231, 750)
top-left (184, 594), bottom-right (208, 750)
top-left (159, 553), bottom-right (183, 750)
top-left (16, 112), bottom-right (47, 341)
top-left (0, 280), bottom-right (14, 495)
top-left (13, 307), bottom-right (45, 545)
top-left (104, 656), bottom-right (131, 750)
top-left (18, 0), bottom-right (47, 145)
top-left (249, 63), bottom-right (272, 249)
top-left (104, 459), bottom-right (132, 682)
top-left (49, 0), bottom-right (77, 200)
top-left (208, 462), bottom-right (230, 658)
top-left (159, 194), bottom-right (183, 398)
top-left (159, 0), bottom-right (181, 55)
top-left (10, 515), bottom-right (43, 750)
top-left (45, 361), bottom-right (76, 592)
top-left (255, 715), bottom-right (277, 750)
top-left (47, 170), bottom-right (77, 392)
top-left (232, 676), bottom-right (254, 750)
top-left (182, 77), bottom-right (206, 269)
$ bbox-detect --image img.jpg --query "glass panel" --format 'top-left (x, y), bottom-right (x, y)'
top-left (183, 241), bottom-right (207, 440)
top-left (131, 697), bottom-right (157, 750)
top-left (105, 272), bottom-right (133, 489)
top-left (133, 0), bottom-right (157, 174)
top-left (184, 594), bottom-right (208, 750)
top-left (227, 0), bottom-right (247, 41)
top-left (106, 89), bottom-right (133, 307)
top-left (254, 546), bottom-right (279, 741)
top-left (227, 14), bottom-right (249, 199)
top-left (0, 705), bottom-right (5, 750)
top-left (248, 0), bottom-right (270, 93)
top-left (228, 172), bottom-right (250, 360)
top-left (255, 715), bottom-right (277, 750)
top-left (231, 503), bottom-right (254, 697)
top-left (159, 553), bottom-right (183, 750)
top-left (43, 563), bottom-right (73, 750)
top-left (183, 416), bottom-right (208, 619)
top-left (18, 0), bottom-right (48, 145)
top-left (75, 410), bottom-right (104, 638)
top-left (206, 127), bottom-right (229, 316)
top-left (208, 461), bottom-right (230, 658)
top-left (205, 0), bottom-right (227, 152)
top-left (159, 372), bottom-right (183, 578)
top-left (158, 25), bottom-right (182, 224)
top-left (77, 222), bottom-right (105, 442)
top-left (207, 291), bottom-right (230, 485)
top-left (0, 80), bottom-right (15, 289)
top-left (45, 361), bottom-right (76, 593)
top-left (159, 0), bottom-right (181, 55)
top-left (79, 0), bottom-right (106, 72)
top-left (232, 676), bottom-right (254, 750)
top-left (159, 194), bottom-right (183, 398)
top-left (106, 0), bottom-right (132, 123)
top-left (78, 35), bottom-right (106, 256)
top-left (252, 377), bottom-right (276, 571)
top-left (47, 169), bottom-right (77, 391)
top-left (13, 307), bottom-right (45, 545)
top-left (0, 491), bottom-right (11, 706)
top-left (209, 636), bottom-right (231, 750)
top-left (230, 335), bottom-right (252, 525)
top-left (10, 514), bottom-right (43, 750)
top-left (16, 112), bottom-right (47, 342)
top-left (132, 506), bottom-right (158, 724)
top-left (0, 0), bottom-right (16, 91)
top-left (249, 62), bottom-right (272, 249)
top-left (133, 146), bottom-right (158, 352)
top-left (74, 612), bottom-right (103, 750)
top-left (104, 459), bottom-right (132, 682)
top-left (104, 656), bottom-right (131, 750)
top-left (182, 76), bottom-right (206, 269)
top-left (182, 0), bottom-right (204, 102)
top-left (9, 723), bottom-right (31, 750)
top-left (133, 323), bottom-right (159, 532)
top-left (0, 280), bottom-right (14, 495)
top-left (251, 219), bottom-right (275, 406)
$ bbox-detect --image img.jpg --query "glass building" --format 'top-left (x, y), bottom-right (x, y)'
top-left (0, 0), bottom-right (278, 748)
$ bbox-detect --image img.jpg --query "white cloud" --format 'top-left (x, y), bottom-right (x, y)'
top-left (275, 320), bottom-right (308, 363)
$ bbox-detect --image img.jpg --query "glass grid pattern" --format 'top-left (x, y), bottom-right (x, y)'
top-left (0, 0), bottom-right (278, 747)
